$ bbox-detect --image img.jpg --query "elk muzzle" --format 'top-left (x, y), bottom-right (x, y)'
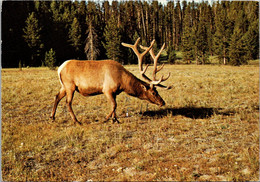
top-left (157, 97), bottom-right (165, 107)
top-left (159, 99), bottom-right (166, 107)
top-left (146, 91), bottom-right (165, 107)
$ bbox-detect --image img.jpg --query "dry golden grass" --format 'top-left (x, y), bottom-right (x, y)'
top-left (2, 64), bottom-right (259, 181)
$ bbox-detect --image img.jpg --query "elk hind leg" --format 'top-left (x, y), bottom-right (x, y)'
top-left (66, 89), bottom-right (82, 125)
top-left (50, 87), bottom-right (66, 120)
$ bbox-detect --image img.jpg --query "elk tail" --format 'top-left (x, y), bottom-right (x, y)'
top-left (57, 60), bottom-right (70, 86)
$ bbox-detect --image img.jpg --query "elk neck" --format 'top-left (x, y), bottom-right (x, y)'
top-left (121, 71), bottom-right (149, 98)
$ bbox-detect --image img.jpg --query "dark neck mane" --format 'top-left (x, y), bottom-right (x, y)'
top-left (122, 70), bottom-right (149, 97)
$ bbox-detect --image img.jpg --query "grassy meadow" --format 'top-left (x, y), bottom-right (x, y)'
top-left (1, 64), bottom-right (259, 181)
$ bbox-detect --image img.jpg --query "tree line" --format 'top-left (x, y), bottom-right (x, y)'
top-left (2, 0), bottom-right (259, 68)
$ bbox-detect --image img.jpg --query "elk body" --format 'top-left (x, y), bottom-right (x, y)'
top-left (50, 38), bottom-right (171, 125)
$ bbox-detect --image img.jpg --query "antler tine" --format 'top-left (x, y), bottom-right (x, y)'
top-left (150, 72), bottom-right (171, 85)
top-left (150, 75), bottom-right (163, 85)
top-left (122, 38), bottom-right (155, 83)
top-left (134, 37), bottom-right (141, 47)
top-left (139, 40), bottom-right (155, 82)
top-left (152, 43), bottom-right (165, 80)
top-left (121, 37), bottom-right (140, 54)
top-left (154, 43), bottom-right (165, 61)
top-left (140, 40), bottom-right (155, 59)
top-left (156, 63), bottom-right (165, 72)
top-left (140, 43), bottom-right (166, 78)
top-left (140, 42), bottom-right (171, 88)
top-left (139, 45), bottom-right (156, 60)
top-left (161, 72), bottom-right (171, 81)
top-left (137, 39), bottom-right (155, 73)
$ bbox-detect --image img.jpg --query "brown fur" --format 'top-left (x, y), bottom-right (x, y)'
top-left (50, 59), bottom-right (165, 124)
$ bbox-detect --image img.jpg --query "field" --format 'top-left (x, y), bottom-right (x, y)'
top-left (2, 64), bottom-right (259, 181)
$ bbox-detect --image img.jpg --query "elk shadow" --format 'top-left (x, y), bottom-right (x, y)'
top-left (142, 107), bottom-right (235, 119)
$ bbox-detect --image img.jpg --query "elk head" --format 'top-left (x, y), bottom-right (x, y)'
top-left (122, 38), bottom-right (171, 107)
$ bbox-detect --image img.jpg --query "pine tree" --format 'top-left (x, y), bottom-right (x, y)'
top-left (229, 10), bottom-right (248, 65)
top-left (167, 45), bottom-right (176, 64)
top-left (158, 4), bottom-right (165, 45)
top-left (229, 33), bottom-right (244, 66)
top-left (45, 48), bottom-right (56, 70)
top-left (196, 21), bottom-right (209, 64)
top-left (173, 1), bottom-right (182, 50)
top-left (143, 1), bottom-right (151, 42)
top-left (241, 20), bottom-right (259, 61)
top-left (103, 1), bottom-right (110, 23)
top-left (181, 4), bottom-right (194, 64)
top-left (23, 12), bottom-right (42, 49)
top-left (206, 4), bottom-right (214, 56)
top-left (195, 3), bottom-right (210, 64)
top-left (122, 1), bottom-right (137, 43)
top-left (241, 1), bottom-right (259, 61)
top-left (151, 1), bottom-right (159, 41)
top-left (84, 1), bottom-right (101, 60)
top-left (213, 2), bottom-right (231, 64)
top-left (103, 14), bottom-right (122, 63)
top-left (85, 22), bottom-right (99, 60)
top-left (23, 12), bottom-right (44, 66)
top-left (68, 17), bottom-right (82, 52)
top-left (164, 1), bottom-right (174, 46)
top-left (50, 1), bottom-right (60, 22)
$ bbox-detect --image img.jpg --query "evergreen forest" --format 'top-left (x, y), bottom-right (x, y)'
top-left (2, 0), bottom-right (259, 68)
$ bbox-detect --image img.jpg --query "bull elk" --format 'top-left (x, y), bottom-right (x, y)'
top-left (50, 38), bottom-right (171, 125)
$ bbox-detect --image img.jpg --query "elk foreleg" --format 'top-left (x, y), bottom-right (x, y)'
top-left (66, 89), bottom-right (82, 125)
top-left (50, 87), bottom-right (66, 120)
top-left (105, 92), bottom-right (119, 123)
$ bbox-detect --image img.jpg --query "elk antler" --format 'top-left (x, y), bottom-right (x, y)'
top-left (122, 37), bottom-right (155, 83)
top-left (140, 43), bottom-right (171, 89)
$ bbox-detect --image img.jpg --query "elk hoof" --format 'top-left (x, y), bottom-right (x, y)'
top-left (76, 121), bottom-right (82, 126)
top-left (50, 116), bottom-right (55, 120)
top-left (74, 120), bottom-right (82, 125)
top-left (112, 118), bottom-right (120, 124)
